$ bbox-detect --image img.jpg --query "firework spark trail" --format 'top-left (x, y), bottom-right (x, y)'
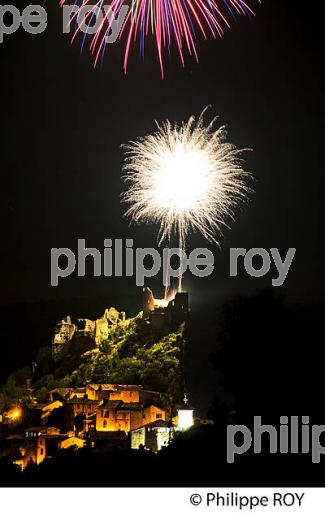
top-left (121, 110), bottom-right (252, 291)
top-left (60, 0), bottom-right (260, 77)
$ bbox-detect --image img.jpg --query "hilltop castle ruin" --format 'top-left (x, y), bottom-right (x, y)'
top-left (52, 307), bottom-right (127, 362)
top-left (52, 288), bottom-right (189, 362)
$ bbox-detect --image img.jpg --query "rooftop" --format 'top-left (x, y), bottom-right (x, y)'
top-left (98, 400), bottom-right (123, 410)
top-left (132, 420), bottom-right (169, 431)
top-left (87, 384), bottom-right (143, 391)
top-left (67, 398), bottom-right (100, 405)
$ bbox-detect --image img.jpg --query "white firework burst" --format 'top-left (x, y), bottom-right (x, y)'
top-left (121, 110), bottom-right (252, 253)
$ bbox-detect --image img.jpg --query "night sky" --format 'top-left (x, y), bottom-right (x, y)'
top-left (1, 1), bottom-right (324, 410)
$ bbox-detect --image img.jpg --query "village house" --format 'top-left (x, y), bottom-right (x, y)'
top-left (130, 420), bottom-right (170, 452)
top-left (14, 433), bottom-right (46, 470)
top-left (10, 427), bottom-right (63, 470)
top-left (85, 383), bottom-right (162, 405)
top-left (24, 401), bottom-right (63, 426)
top-left (95, 400), bottom-right (166, 433)
top-left (62, 397), bottom-right (100, 432)
top-left (65, 397), bottom-right (99, 417)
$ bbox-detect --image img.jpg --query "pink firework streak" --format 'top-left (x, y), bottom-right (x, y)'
top-left (60, 0), bottom-right (260, 77)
